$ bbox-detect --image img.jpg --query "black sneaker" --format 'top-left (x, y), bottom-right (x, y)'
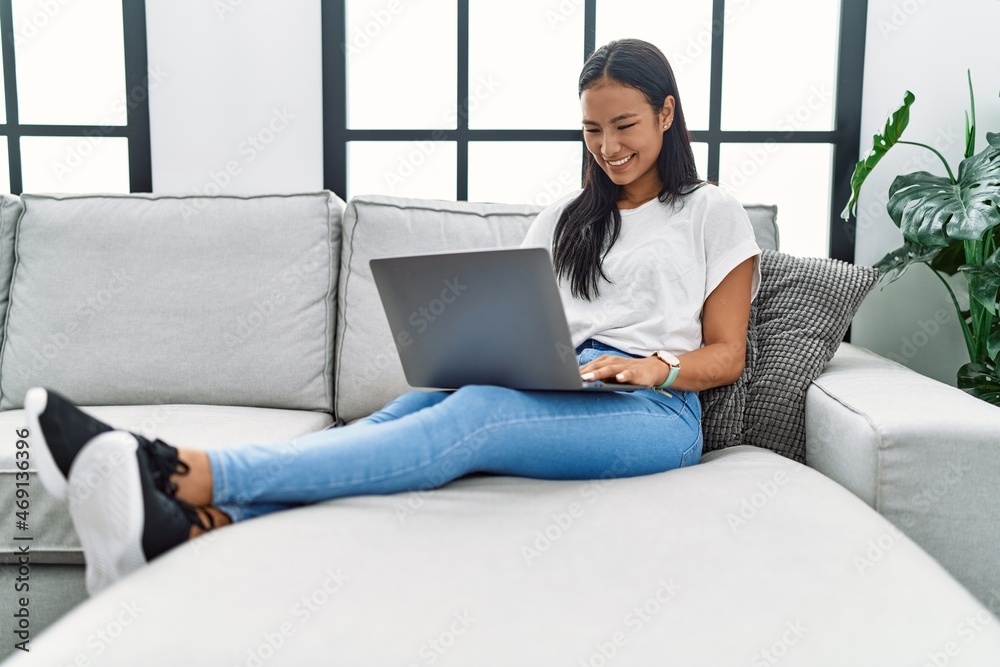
top-left (66, 431), bottom-right (214, 595)
top-left (25, 387), bottom-right (190, 500)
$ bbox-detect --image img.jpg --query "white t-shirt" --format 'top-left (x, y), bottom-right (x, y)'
top-left (520, 183), bottom-right (761, 357)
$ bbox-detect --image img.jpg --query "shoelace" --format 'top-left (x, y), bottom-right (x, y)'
top-left (140, 438), bottom-right (190, 496)
top-left (140, 438), bottom-right (215, 532)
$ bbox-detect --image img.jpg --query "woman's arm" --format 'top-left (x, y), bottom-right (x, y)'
top-left (667, 255), bottom-right (755, 391)
top-left (580, 256), bottom-right (756, 391)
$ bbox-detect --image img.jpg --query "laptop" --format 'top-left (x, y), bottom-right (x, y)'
top-left (369, 247), bottom-right (646, 392)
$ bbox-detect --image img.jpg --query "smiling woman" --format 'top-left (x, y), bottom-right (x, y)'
top-left (553, 38), bottom-right (702, 301)
top-left (581, 83), bottom-right (676, 208)
top-left (526, 39), bottom-right (760, 394)
top-left (29, 38), bottom-right (760, 599)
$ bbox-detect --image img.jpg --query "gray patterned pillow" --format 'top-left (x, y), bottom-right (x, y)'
top-left (700, 249), bottom-right (879, 462)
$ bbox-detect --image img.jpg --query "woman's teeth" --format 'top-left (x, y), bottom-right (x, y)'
top-left (608, 154), bottom-right (634, 166)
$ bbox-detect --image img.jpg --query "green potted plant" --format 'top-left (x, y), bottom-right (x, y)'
top-left (842, 72), bottom-right (1000, 405)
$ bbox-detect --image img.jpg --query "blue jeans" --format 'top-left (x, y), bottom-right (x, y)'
top-left (208, 339), bottom-right (702, 522)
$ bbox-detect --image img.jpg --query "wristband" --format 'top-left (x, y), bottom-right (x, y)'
top-left (651, 350), bottom-right (681, 389)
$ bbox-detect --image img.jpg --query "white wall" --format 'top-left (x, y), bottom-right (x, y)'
top-left (851, 0), bottom-right (1000, 386)
top-left (145, 0), bottom-right (323, 195)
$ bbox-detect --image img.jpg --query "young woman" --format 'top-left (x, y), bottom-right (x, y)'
top-left (28, 38), bottom-right (760, 595)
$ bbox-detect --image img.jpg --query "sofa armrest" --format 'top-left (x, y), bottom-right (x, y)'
top-left (805, 342), bottom-right (1000, 611)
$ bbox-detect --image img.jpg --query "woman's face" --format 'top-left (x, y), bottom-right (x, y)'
top-left (580, 79), bottom-right (674, 193)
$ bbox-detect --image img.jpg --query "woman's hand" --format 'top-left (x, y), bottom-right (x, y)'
top-left (579, 355), bottom-right (668, 388)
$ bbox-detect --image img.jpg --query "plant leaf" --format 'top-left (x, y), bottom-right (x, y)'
top-left (957, 358), bottom-right (1000, 405)
top-left (886, 141), bottom-right (1000, 245)
top-left (928, 238), bottom-right (967, 275)
top-left (964, 69), bottom-right (976, 159)
top-left (841, 91), bottom-right (915, 220)
top-left (988, 328), bottom-right (1000, 363)
top-left (872, 240), bottom-right (942, 286)
top-left (986, 244), bottom-right (1000, 272)
top-left (961, 258), bottom-right (1000, 317)
top-left (989, 132), bottom-right (1000, 149)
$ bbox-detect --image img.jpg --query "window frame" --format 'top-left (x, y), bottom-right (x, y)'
top-left (323, 0), bottom-right (868, 263)
top-left (0, 0), bottom-right (152, 194)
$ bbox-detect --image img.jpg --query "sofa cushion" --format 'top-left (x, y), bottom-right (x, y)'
top-left (0, 404), bottom-right (334, 563)
top-left (0, 195), bottom-right (23, 369)
top-left (0, 192), bottom-right (344, 412)
top-left (335, 196), bottom-right (780, 424)
top-left (12, 446), bottom-right (1000, 665)
top-left (743, 203), bottom-right (779, 252)
top-left (700, 250), bottom-right (879, 462)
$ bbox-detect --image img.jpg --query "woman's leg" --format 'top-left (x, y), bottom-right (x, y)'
top-left (202, 382), bottom-right (701, 523)
top-left (208, 390), bottom-right (454, 521)
top-left (352, 389), bottom-right (451, 425)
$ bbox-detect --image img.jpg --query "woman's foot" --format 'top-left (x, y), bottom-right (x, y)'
top-left (66, 430), bottom-right (225, 595)
top-left (26, 387), bottom-right (192, 500)
top-left (169, 449), bottom-right (214, 506)
top-left (26, 387), bottom-right (112, 499)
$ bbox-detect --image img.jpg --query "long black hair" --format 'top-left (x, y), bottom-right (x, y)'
top-left (553, 38), bottom-right (703, 301)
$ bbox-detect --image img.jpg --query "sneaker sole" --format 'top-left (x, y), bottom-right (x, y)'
top-left (24, 387), bottom-right (69, 501)
top-left (67, 431), bottom-right (147, 596)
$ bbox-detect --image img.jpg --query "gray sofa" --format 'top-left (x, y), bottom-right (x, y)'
top-left (1, 191), bottom-right (999, 665)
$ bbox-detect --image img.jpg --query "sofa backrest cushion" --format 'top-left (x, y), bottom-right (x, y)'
top-left (0, 195), bottom-right (24, 375)
top-left (335, 195), bottom-right (541, 423)
top-left (0, 192), bottom-right (344, 411)
top-left (744, 204), bottom-right (779, 252)
top-left (334, 194), bottom-right (779, 424)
